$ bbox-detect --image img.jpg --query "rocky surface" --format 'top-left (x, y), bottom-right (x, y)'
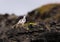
top-left (0, 4), bottom-right (60, 42)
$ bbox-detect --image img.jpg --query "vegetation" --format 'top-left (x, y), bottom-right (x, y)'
top-left (0, 3), bottom-right (60, 42)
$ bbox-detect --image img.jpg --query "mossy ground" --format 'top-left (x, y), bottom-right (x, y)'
top-left (0, 3), bottom-right (60, 42)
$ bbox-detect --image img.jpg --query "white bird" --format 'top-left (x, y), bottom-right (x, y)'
top-left (12, 15), bottom-right (27, 28)
top-left (17, 15), bottom-right (26, 25)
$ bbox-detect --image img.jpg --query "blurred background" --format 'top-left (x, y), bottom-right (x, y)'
top-left (0, 0), bottom-right (60, 16)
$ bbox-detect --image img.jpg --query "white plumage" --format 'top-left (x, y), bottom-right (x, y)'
top-left (17, 15), bottom-right (26, 25)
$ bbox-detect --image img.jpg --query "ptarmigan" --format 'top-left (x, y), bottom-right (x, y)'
top-left (17, 15), bottom-right (26, 25)
top-left (12, 15), bottom-right (26, 28)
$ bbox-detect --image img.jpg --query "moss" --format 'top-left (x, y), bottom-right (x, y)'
top-left (36, 4), bottom-right (60, 14)
top-left (26, 3), bottom-right (60, 22)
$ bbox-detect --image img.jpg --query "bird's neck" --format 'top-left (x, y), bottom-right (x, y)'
top-left (23, 16), bottom-right (26, 19)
